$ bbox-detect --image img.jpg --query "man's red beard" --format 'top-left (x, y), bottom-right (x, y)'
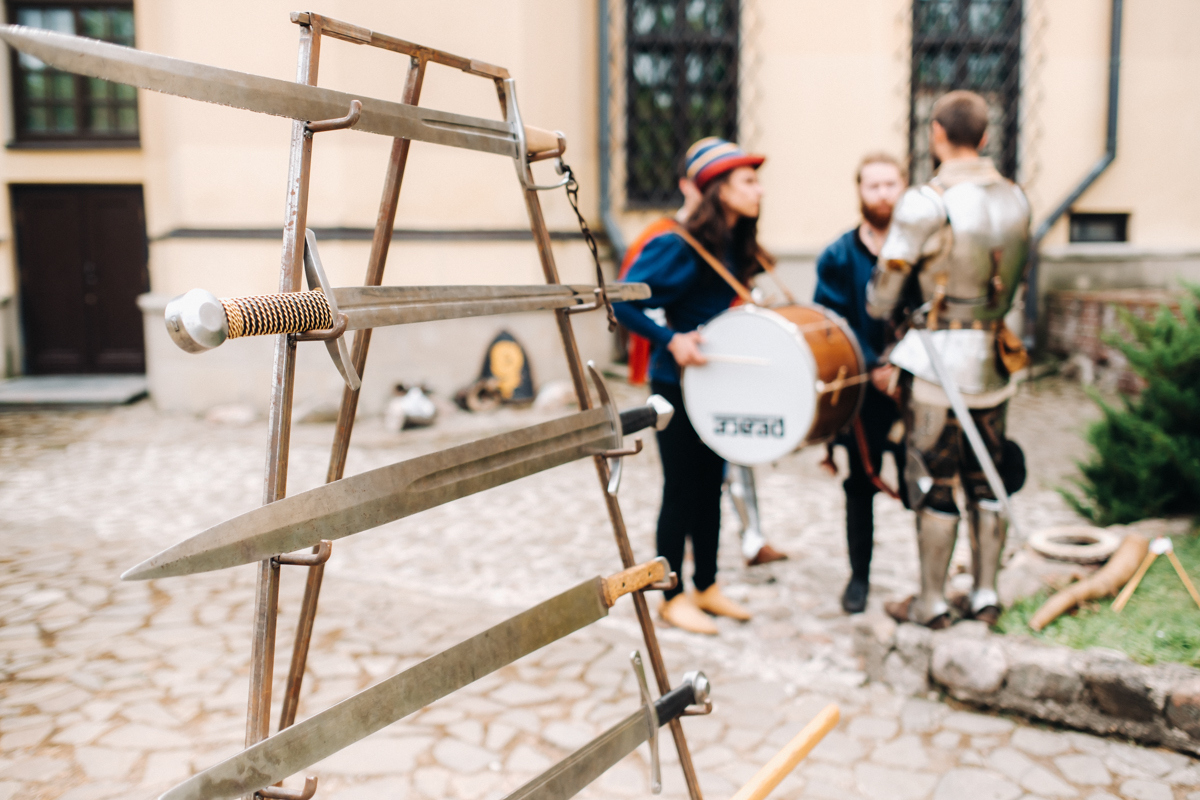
top-left (860, 198), bottom-right (894, 230)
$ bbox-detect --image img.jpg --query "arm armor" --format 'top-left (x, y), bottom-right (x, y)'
top-left (866, 186), bottom-right (947, 320)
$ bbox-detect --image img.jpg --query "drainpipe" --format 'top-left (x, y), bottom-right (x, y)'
top-left (1024, 0), bottom-right (1122, 347)
top-left (597, 0), bottom-right (626, 264)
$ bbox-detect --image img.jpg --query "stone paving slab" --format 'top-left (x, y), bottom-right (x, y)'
top-left (0, 378), bottom-right (1197, 799)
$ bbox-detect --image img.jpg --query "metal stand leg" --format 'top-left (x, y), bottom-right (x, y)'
top-left (507, 104), bottom-right (703, 797)
top-left (278, 52), bottom-right (428, 734)
top-left (244, 19), bottom-right (320, 800)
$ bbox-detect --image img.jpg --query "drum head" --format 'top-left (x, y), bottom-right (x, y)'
top-left (681, 306), bottom-right (816, 465)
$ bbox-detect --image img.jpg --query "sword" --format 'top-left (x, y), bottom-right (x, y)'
top-left (0, 25), bottom-right (565, 160)
top-left (505, 654), bottom-right (709, 800)
top-left (165, 281), bottom-right (651, 352)
top-left (160, 559), bottom-right (676, 800)
top-left (122, 366), bottom-right (673, 581)
top-left (916, 329), bottom-right (1018, 534)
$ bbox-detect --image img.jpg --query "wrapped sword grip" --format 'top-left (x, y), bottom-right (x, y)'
top-left (222, 291), bottom-right (332, 339)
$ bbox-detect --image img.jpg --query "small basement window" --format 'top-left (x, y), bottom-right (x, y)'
top-left (1069, 212), bottom-right (1129, 243)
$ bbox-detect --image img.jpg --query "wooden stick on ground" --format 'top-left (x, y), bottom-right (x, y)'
top-left (728, 704), bottom-right (840, 800)
top-left (1166, 549), bottom-right (1200, 611)
top-left (1029, 534), bottom-right (1149, 631)
top-left (1113, 538), bottom-right (1167, 613)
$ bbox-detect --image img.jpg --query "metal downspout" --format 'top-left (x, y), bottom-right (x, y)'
top-left (1024, 0), bottom-right (1122, 347)
top-left (598, 0), bottom-right (626, 264)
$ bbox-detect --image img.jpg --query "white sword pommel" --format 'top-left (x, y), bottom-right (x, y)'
top-left (165, 288), bottom-right (230, 353)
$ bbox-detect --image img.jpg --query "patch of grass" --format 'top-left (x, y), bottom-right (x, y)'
top-left (996, 532), bottom-right (1200, 667)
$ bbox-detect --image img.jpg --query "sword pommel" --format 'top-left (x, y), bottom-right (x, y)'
top-left (164, 288), bottom-right (229, 353)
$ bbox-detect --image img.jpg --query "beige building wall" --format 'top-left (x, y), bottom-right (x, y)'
top-left (2, 0), bottom-right (1198, 405)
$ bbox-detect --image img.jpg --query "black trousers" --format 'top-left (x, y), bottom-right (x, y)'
top-left (651, 380), bottom-right (724, 600)
top-left (838, 385), bottom-right (903, 583)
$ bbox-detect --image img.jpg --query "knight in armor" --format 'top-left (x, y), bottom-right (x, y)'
top-left (867, 91), bottom-right (1031, 628)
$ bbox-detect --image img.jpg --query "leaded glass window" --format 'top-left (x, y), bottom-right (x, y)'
top-left (625, 0), bottom-right (738, 208)
top-left (910, 0), bottom-right (1021, 184)
top-left (8, 3), bottom-right (138, 144)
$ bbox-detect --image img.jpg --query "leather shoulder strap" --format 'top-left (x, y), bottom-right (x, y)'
top-left (668, 223), bottom-right (756, 305)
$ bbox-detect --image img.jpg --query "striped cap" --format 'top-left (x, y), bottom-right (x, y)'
top-left (685, 137), bottom-right (765, 190)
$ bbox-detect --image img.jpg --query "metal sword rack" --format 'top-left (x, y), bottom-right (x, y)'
top-left (224, 12), bottom-right (703, 800)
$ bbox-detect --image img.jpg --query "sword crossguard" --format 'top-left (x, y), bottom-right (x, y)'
top-left (630, 651), bottom-right (662, 795)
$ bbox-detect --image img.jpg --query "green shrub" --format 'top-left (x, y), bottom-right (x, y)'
top-left (1061, 285), bottom-right (1200, 525)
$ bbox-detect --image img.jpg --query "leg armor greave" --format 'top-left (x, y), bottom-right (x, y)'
top-left (727, 464), bottom-right (766, 561)
top-left (968, 499), bottom-right (1007, 614)
top-left (911, 507), bottom-right (960, 625)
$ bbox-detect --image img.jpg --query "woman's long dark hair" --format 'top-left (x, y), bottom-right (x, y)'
top-left (684, 171), bottom-right (773, 287)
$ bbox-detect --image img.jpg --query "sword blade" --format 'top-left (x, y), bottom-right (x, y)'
top-left (160, 578), bottom-right (611, 800)
top-left (122, 407), bottom-right (618, 580)
top-left (0, 25), bottom-right (518, 157)
top-left (916, 330), bottom-right (1018, 530)
top-left (510, 712), bottom-right (649, 800)
top-left (333, 282), bottom-right (651, 330)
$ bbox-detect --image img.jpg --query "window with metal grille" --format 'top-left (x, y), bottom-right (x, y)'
top-left (1069, 212), bottom-right (1128, 243)
top-left (625, 0), bottom-right (738, 208)
top-left (7, 2), bottom-right (138, 145)
top-left (910, 0), bottom-right (1021, 185)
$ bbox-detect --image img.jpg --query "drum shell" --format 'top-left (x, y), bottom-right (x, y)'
top-left (773, 304), bottom-right (866, 446)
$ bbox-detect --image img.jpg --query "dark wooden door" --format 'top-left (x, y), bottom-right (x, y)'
top-left (12, 185), bottom-right (149, 374)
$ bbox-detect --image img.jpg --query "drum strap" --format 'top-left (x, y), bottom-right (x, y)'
top-left (668, 224), bottom-right (756, 305)
top-left (669, 223), bottom-right (798, 305)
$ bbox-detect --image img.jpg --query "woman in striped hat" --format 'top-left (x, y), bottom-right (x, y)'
top-left (612, 137), bottom-right (769, 635)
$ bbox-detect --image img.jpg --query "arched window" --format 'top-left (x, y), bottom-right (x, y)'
top-left (910, 0), bottom-right (1021, 184)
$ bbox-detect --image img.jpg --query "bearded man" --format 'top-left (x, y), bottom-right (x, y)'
top-left (814, 152), bottom-right (909, 614)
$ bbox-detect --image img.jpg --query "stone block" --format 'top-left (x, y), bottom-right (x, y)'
top-left (1119, 779), bottom-right (1173, 800)
top-left (1004, 644), bottom-right (1083, 706)
top-left (1166, 677), bottom-right (1200, 739)
top-left (932, 637), bottom-right (1008, 699)
top-left (932, 767), bottom-right (1021, 800)
top-left (1082, 658), bottom-right (1160, 723)
top-left (884, 651), bottom-right (930, 697)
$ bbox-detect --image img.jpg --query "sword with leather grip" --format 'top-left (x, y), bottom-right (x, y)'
top-left (122, 366), bottom-right (673, 581)
top-left (0, 25), bottom-right (564, 160)
top-left (159, 559), bottom-right (675, 800)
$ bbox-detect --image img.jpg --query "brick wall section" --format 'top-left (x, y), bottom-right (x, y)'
top-left (1045, 289), bottom-right (1183, 392)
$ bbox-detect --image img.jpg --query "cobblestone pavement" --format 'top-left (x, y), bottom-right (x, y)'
top-left (1, 377), bottom-right (1198, 800)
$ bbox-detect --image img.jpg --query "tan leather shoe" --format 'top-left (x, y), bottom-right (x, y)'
top-left (660, 594), bottom-right (718, 635)
top-left (693, 584), bottom-right (751, 621)
top-left (747, 543), bottom-right (788, 566)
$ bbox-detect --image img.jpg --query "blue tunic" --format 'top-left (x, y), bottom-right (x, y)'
top-left (813, 228), bottom-right (886, 368)
top-left (612, 233), bottom-right (738, 385)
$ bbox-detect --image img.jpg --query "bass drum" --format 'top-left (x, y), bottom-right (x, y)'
top-left (681, 304), bottom-right (866, 466)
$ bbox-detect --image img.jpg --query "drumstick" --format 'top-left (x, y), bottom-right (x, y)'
top-left (701, 353), bottom-right (771, 366)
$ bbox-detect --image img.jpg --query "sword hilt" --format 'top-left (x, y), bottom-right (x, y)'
top-left (165, 288), bottom-right (334, 353)
top-left (618, 394), bottom-right (674, 436)
top-left (655, 670), bottom-right (711, 723)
